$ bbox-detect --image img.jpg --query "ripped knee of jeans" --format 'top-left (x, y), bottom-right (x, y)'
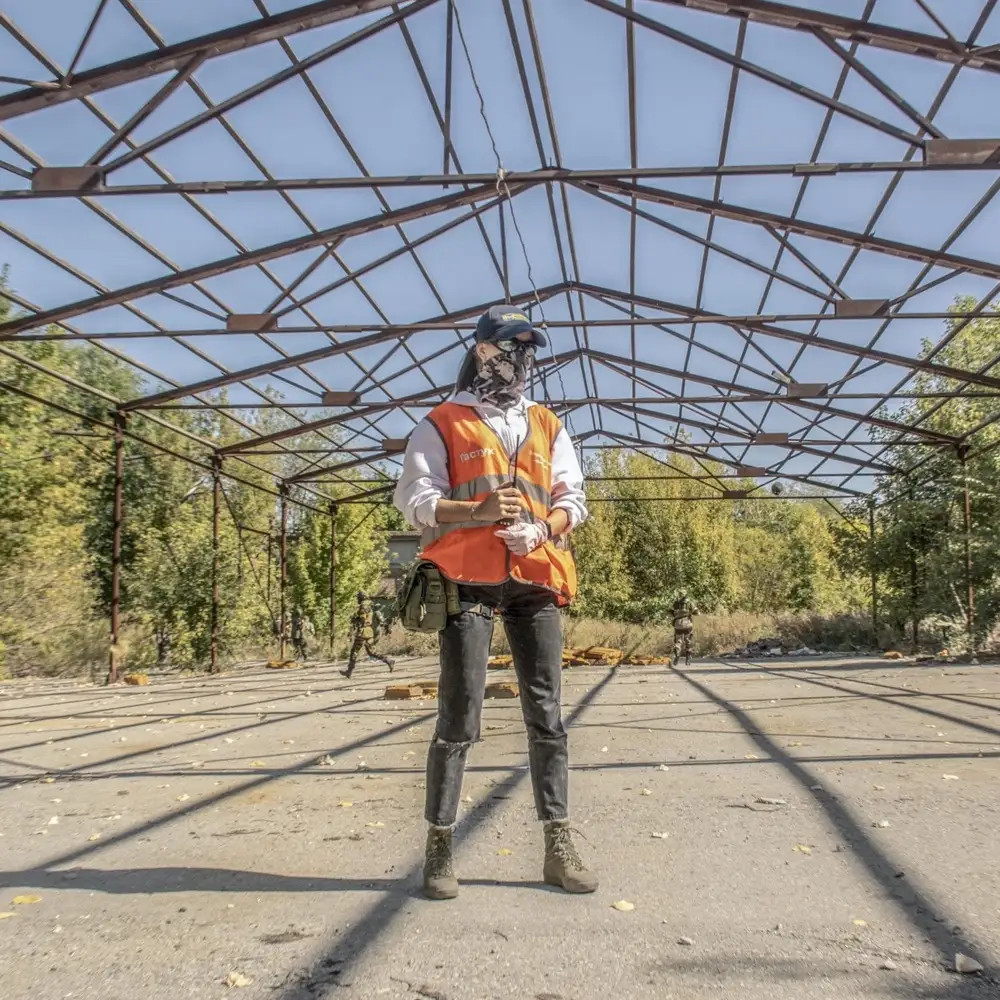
top-left (430, 734), bottom-right (476, 753)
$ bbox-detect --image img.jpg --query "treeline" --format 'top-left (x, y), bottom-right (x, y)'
top-left (3, 285), bottom-right (999, 675)
top-left (0, 291), bottom-right (401, 677)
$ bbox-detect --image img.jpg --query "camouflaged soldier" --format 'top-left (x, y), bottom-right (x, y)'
top-left (340, 591), bottom-right (394, 679)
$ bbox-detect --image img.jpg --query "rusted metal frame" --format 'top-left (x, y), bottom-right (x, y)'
top-left (0, 0), bottom-right (403, 120)
top-left (578, 281), bottom-right (1000, 400)
top-left (393, 11), bottom-right (507, 288)
top-left (583, 0), bottom-right (921, 147)
top-left (580, 346), bottom-right (929, 455)
top-left (279, 484), bottom-right (289, 661)
top-left (522, 0), bottom-right (602, 421)
top-left (64, 0), bottom-right (111, 83)
top-left (578, 189), bottom-right (833, 304)
top-left (680, 17), bottom-right (747, 446)
top-left (259, 9), bottom-right (462, 391)
top-left (959, 446), bottom-right (976, 651)
top-left (221, 387), bottom-right (449, 454)
top-left (592, 352), bottom-right (765, 445)
top-left (0, 376), bottom-right (332, 518)
top-left (762, 5), bottom-right (997, 479)
top-left (500, 0), bottom-right (589, 408)
top-left (642, 0), bottom-right (1000, 73)
top-left (211, 453), bottom-right (221, 673)
top-left (809, 27), bottom-right (945, 138)
top-left (443, 0), bottom-right (455, 180)
top-left (271, 187), bottom-right (518, 318)
top-left (20, 305), bottom-right (1000, 341)
top-left (759, 224), bottom-right (848, 300)
top-left (0, 182), bottom-right (501, 337)
top-left (129, 280), bottom-right (563, 414)
top-left (100, 1), bottom-right (439, 174)
top-left (604, 403), bottom-right (884, 481)
top-left (0, 121), bottom-right (238, 333)
top-left (107, 408), bottom-right (126, 684)
top-left (10, 158), bottom-right (1000, 199)
top-left (115, 0), bottom-right (452, 409)
top-left (722, 5), bottom-right (879, 472)
top-left (87, 52), bottom-right (208, 165)
top-left (911, 0), bottom-right (964, 50)
top-left (626, 0), bottom-right (639, 437)
top-left (548, 346), bottom-right (917, 459)
top-left (328, 501), bottom-right (338, 655)
top-left (288, 449), bottom-right (403, 483)
top-left (582, 176), bottom-right (1000, 282)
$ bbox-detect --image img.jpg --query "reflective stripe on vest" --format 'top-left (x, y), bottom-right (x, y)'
top-left (418, 401), bottom-right (578, 604)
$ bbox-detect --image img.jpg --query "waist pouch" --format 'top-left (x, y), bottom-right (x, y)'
top-left (397, 561), bottom-right (461, 633)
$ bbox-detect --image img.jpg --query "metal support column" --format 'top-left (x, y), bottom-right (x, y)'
top-left (328, 501), bottom-right (337, 659)
top-left (279, 483), bottom-right (288, 661)
top-left (106, 409), bottom-right (126, 684)
top-left (868, 500), bottom-right (878, 649)
top-left (211, 453), bottom-right (221, 673)
top-left (959, 447), bottom-right (976, 657)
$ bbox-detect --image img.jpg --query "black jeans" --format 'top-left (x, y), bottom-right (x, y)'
top-left (425, 580), bottom-right (568, 826)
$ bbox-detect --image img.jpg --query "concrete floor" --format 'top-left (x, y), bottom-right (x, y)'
top-left (0, 656), bottom-right (998, 1000)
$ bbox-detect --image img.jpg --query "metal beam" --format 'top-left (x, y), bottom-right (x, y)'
top-left (0, 181), bottom-right (510, 338)
top-left (576, 178), bottom-right (1000, 281)
top-left (644, 0), bottom-right (1000, 74)
top-left (0, 1), bottom-right (404, 121)
top-left (575, 281), bottom-right (1000, 394)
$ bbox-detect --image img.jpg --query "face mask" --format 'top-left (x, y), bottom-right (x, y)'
top-left (471, 342), bottom-right (534, 408)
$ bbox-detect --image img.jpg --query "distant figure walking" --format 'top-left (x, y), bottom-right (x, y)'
top-left (672, 593), bottom-right (699, 666)
top-left (341, 591), bottom-right (395, 679)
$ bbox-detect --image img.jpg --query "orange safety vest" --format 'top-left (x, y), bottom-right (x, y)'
top-left (419, 401), bottom-right (578, 605)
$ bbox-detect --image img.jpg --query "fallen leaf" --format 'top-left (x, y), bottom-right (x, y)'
top-left (677, 936), bottom-right (694, 946)
top-left (754, 797), bottom-right (787, 806)
top-left (651, 831), bottom-right (669, 839)
top-left (640, 788), bottom-right (652, 796)
top-left (42, 778), bottom-right (54, 784)
top-left (600, 746), bottom-right (608, 753)
top-left (658, 764), bottom-right (669, 772)
top-left (792, 845), bottom-right (812, 855)
top-left (853, 919), bottom-right (868, 927)
top-left (0, 912), bottom-right (14, 919)
top-left (87, 833), bottom-right (100, 842)
top-left (954, 953), bottom-right (983, 974)
top-left (497, 848), bottom-right (514, 856)
top-left (47, 816), bottom-right (59, 826)
top-left (462, 795), bottom-right (473, 804)
top-left (745, 753), bottom-right (760, 760)
top-left (611, 900), bottom-right (634, 911)
top-left (225, 971), bottom-right (253, 988)
top-left (942, 774), bottom-right (960, 780)
top-left (176, 794), bottom-right (190, 802)
top-left (881, 959), bottom-right (897, 971)
top-left (11, 895), bottom-right (41, 905)
top-left (873, 784), bottom-right (885, 790)
top-left (338, 801), bottom-right (353, 808)
top-left (250, 761), bottom-right (266, 768)
top-left (365, 822), bottom-right (385, 828)
top-left (874, 820), bottom-right (890, 829)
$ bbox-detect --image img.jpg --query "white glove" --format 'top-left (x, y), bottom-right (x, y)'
top-left (495, 520), bottom-right (548, 556)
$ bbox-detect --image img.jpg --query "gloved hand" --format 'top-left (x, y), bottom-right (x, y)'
top-left (495, 520), bottom-right (549, 556)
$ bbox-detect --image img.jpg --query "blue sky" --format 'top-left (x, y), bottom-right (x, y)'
top-left (2, 0), bottom-right (1000, 489)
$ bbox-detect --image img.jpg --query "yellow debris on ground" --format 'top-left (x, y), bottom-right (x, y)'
top-left (563, 646), bottom-right (624, 667)
top-left (123, 673), bottom-right (149, 686)
top-left (485, 681), bottom-right (519, 699)
top-left (384, 684), bottom-right (425, 700)
top-left (266, 659), bottom-right (299, 670)
top-left (621, 655), bottom-right (672, 666)
top-left (488, 655), bottom-right (513, 669)
top-left (883, 651), bottom-right (905, 660)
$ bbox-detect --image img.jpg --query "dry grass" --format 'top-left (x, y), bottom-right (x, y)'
top-left (379, 610), bottom-right (880, 659)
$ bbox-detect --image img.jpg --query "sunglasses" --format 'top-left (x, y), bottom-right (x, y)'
top-left (495, 339), bottom-right (536, 357)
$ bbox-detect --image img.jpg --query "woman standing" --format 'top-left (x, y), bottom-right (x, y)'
top-left (394, 304), bottom-right (596, 900)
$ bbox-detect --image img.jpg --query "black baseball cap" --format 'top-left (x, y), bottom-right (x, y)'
top-left (474, 304), bottom-right (548, 348)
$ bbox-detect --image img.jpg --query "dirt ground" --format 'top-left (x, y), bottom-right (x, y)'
top-left (0, 655), bottom-right (997, 1000)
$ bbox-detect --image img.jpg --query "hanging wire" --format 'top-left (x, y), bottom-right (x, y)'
top-left (450, 0), bottom-right (579, 450)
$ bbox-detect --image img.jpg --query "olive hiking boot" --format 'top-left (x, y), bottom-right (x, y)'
top-left (542, 820), bottom-right (598, 893)
top-left (423, 825), bottom-right (459, 900)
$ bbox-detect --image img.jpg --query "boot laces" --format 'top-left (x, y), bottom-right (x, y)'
top-left (549, 825), bottom-right (585, 870)
top-left (427, 830), bottom-right (454, 877)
